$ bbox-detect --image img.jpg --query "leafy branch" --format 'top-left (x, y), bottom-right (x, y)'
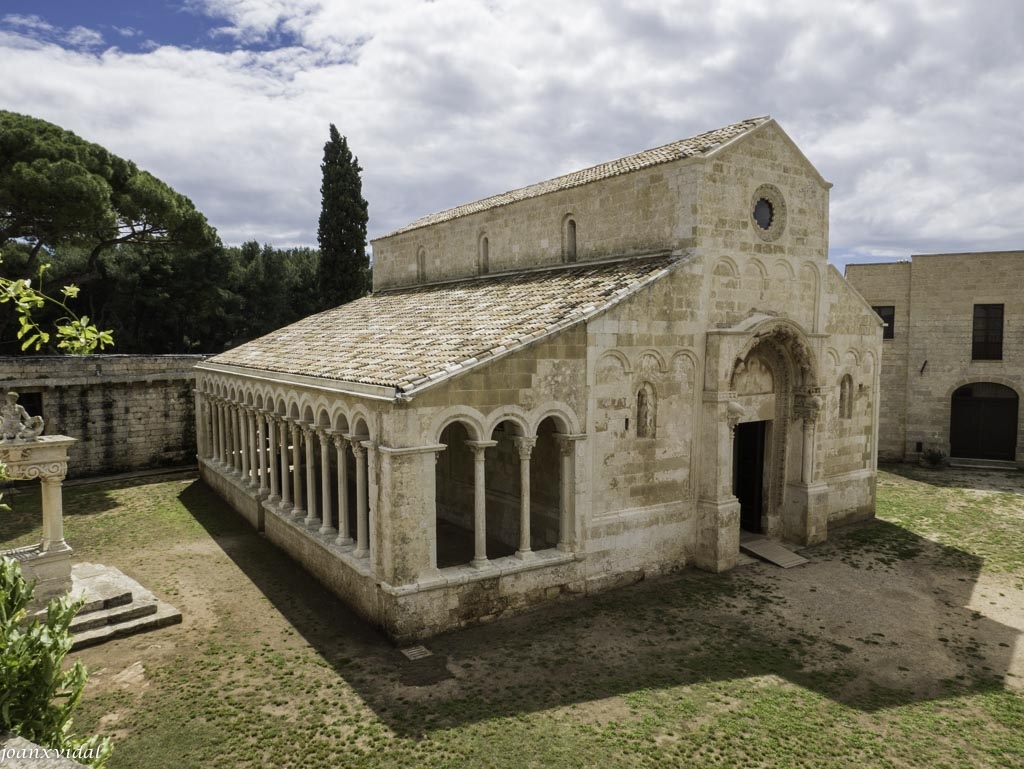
top-left (0, 254), bottom-right (113, 354)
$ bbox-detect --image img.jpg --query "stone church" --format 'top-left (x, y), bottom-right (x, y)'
top-left (195, 116), bottom-right (882, 641)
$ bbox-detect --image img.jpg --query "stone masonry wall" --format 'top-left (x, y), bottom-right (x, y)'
top-left (0, 355), bottom-right (203, 478)
top-left (843, 261), bottom-right (910, 459)
top-left (372, 157), bottom-right (704, 290)
top-left (847, 252), bottom-right (1024, 464)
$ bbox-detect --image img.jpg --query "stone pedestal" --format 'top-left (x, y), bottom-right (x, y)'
top-left (0, 435), bottom-right (75, 604)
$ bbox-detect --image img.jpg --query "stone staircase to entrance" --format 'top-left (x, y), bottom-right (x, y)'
top-left (43, 563), bottom-right (183, 649)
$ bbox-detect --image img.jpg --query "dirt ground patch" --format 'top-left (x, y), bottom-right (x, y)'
top-left (3, 465), bottom-right (1023, 768)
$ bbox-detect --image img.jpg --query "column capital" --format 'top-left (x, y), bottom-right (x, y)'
top-left (512, 435), bottom-right (537, 458)
top-left (331, 433), bottom-right (348, 450)
top-left (464, 439), bottom-right (498, 452)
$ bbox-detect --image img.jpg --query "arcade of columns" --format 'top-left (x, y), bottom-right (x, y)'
top-left (199, 395), bottom-right (370, 559)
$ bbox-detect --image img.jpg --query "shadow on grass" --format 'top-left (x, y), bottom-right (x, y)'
top-left (0, 481), bottom-right (122, 545)
top-left (178, 480), bottom-right (1019, 736)
top-left (882, 461), bottom-right (1024, 494)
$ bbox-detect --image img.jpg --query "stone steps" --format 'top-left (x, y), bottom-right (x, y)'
top-left (62, 563), bottom-right (182, 650)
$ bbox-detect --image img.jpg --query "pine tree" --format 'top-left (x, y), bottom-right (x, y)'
top-left (317, 125), bottom-right (369, 309)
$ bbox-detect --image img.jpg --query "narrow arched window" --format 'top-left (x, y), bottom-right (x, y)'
top-left (839, 375), bottom-right (853, 419)
top-left (416, 247), bottom-right (426, 282)
top-left (479, 234), bottom-right (489, 274)
top-left (563, 216), bottom-right (577, 263)
top-left (636, 383), bottom-right (657, 438)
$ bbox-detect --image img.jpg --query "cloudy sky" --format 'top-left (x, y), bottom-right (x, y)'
top-left (1, 1), bottom-right (1022, 270)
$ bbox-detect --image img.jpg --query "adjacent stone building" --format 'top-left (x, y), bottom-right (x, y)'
top-left (847, 251), bottom-right (1023, 465)
top-left (196, 116), bottom-right (882, 641)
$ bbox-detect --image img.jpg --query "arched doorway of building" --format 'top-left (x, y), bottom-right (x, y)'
top-left (950, 383), bottom-right (1018, 461)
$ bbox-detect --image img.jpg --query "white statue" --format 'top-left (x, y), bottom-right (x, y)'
top-left (0, 391), bottom-right (45, 441)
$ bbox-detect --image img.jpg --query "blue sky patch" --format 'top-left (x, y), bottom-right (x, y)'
top-left (1, 1), bottom-right (300, 53)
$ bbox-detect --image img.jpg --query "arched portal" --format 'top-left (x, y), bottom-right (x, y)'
top-left (950, 383), bottom-right (1018, 461)
top-left (725, 321), bottom-right (821, 545)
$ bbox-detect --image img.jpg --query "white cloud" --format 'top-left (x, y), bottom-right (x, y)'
top-left (2, 13), bottom-right (55, 33)
top-left (1, 0), bottom-right (1022, 262)
top-left (64, 25), bottom-right (104, 48)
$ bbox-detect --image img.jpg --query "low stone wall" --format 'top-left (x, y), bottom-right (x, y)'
top-left (0, 355), bottom-right (204, 479)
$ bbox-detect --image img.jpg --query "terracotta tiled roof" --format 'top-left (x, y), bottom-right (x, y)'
top-left (207, 255), bottom-right (680, 395)
top-left (380, 117), bottom-right (769, 238)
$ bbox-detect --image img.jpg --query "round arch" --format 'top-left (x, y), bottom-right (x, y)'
top-left (949, 381), bottom-right (1019, 461)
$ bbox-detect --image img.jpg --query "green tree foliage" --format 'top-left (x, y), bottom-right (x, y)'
top-left (317, 125), bottom-right (369, 309)
top-left (236, 241), bottom-right (319, 340)
top-left (0, 557), bottom-right (113, 767)
top-left (0, 110), bottom-right (324, 355)
top-left (0, 110), bottom-right (218, 275)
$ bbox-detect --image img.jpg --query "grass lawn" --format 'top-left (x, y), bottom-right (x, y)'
top-left (2, 464), bottom-right (1023, 768)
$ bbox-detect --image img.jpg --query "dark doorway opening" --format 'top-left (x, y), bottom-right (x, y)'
top-left (950, 383), bottom-right (1018, 461)
top-left (734, 420), bottom-right (768, 533)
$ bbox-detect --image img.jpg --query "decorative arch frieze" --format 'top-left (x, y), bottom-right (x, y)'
top-left (825, 347), bottom-right (840, 372)
top-left (712, 255), bottom-right (740, 278)
top-left (637, 349), bottom-right (669, 375)
top-left (596, 349), bottom-right (632, 376)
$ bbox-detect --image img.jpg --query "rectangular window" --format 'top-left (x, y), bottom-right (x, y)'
top-left (972, 304), bottom-right (1004, 360)
top-left (872, 305), bottom-right (895, 339)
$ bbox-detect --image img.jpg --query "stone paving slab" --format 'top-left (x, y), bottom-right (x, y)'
top-left (739, 538), bottom-right (809, 569)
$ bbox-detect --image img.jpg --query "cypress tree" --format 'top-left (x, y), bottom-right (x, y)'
top-left (317, 124), bottom-right (369, 309)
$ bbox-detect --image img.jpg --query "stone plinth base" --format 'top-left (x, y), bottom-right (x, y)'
top-left (1, 543), bottom-right (73, 607)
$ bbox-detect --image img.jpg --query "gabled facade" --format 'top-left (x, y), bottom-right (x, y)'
top-left (196, 117), bottom-right (882, 641)
top-left (847, 251), bottom-right (1024, 465)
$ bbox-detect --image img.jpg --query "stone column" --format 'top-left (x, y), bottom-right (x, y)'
top-left (555, 436), bottom-right (576, 551)
top-left (333, 434), bottom-right (351, 545)
top-left (230, 406), bottom-right (241, 473)
top-left (224, 406), bottom-right (234, 472)
top-left (351, 440), bottom-right (369, 558)
top-left (214, 400), bottom-right (225, 464)
top-left (800, 395), bottom-right (824, 484)
top-left (513, 436), bottom-right (536, 558)
top-left (267, 416), bottom-right (280, 503)
top-left (279, 418), bottom-right (292, 513)
top-left (256, 412), bottom-right (268, 496)
top-left (246, 408), bottom-right (258, 489)
top-left (234, 407), bottom-right (244, 473)
top-left (239, 408), bottom-right (250, 482)
top-left (40, 476), bottom-right (69, 553)
top-left (291, 423), bottom-right (305, 519)
top-left (318, 429), bottom-right (335, 535)
top-left (303, 424), bottom-right (319, 527)
top-left (226, 404), bottom-right (235, 471)
top-left (465, 440), bottom-right (497, 568)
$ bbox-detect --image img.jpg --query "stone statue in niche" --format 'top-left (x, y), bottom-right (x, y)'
top-left (1, 391), bottom-right (45, 441)
top-left (636, 383), bottom-right (657, 438)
